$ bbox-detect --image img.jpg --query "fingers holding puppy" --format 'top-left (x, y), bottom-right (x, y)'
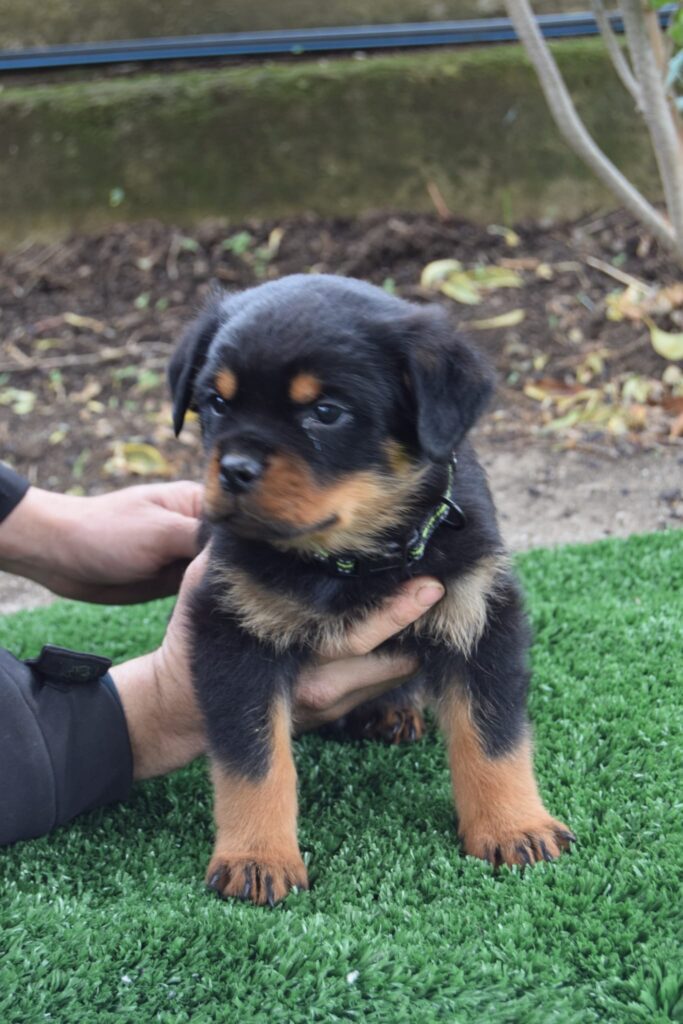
top-left (293, 577), bottom-right (443, 732)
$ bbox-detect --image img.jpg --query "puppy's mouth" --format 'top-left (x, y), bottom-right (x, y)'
top-left (221, 502), bottom-right (339, 541)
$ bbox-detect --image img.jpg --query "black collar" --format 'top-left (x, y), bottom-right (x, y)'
top-left (312, 455), bottom-right (465, 578)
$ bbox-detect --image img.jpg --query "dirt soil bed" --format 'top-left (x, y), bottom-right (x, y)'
top-left (1, 208), bottom-right (681, 606)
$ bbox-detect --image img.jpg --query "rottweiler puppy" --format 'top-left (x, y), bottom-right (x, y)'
top-left (169, 274), bottom-right (574, 906)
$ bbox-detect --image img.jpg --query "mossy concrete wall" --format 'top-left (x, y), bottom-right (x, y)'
top-left (0, 42), bottom-right (657, 243)
top-left (0, 1), bottom-right (583, 49)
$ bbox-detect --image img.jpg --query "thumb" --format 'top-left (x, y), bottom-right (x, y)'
top-left (160, 509), bottom-right (203, 561)
top-left (319, 578), bottom-right (444, 659)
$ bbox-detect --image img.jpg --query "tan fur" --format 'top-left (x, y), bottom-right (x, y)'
top-left (215, 368), bottom-right (238, 400)
top-left (212, 564), bottom-right (352, 652)
top-left (384, 439), bottom-right (414, 476)
top-left (416, 553), bottom-right (510, 656)
top-left (288, 373), bottom-right (322, 404)
top-left (438, 693), bottom-right (572, 866)
top-left (206, 697), bottom-right (308, 904)
top-left (245, 453), bottom-right (428, 556)
top-left (212, 552), bottom-right (509, 656)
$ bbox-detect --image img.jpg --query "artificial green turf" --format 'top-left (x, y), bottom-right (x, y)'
top-left (0, 531), bottom-right (681, 1023)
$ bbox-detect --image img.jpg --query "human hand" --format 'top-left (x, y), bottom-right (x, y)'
top-left (292, 580), bottom-right (444, 733)
top-left (112, 552), bottom-right (443, 779)
top-left (0, 481), bottom-right (203, 603)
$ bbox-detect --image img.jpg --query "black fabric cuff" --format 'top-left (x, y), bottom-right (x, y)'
top-left (0, 464), bottom-right (30, 523)
top-left (0, 647), bottom-right (133, 845)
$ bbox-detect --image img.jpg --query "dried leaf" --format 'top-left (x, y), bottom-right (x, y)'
top-left (524, 379), bottom-right (584, 402)
top-left (422, 262), bottom-right (523, 305)
top-left (469, 266), bottom-right (524, 289)
top-left (624, 403), bottom-right (648, 431)
top-left (670, 411), bottom-right (683, 438)
top-left (63, 312), bottom-right (107, 333)
top-left (575, 350), bottom-right (608, 384)
top-left (71, 380), bottom-right (102, 404)
top-left (469, 309), bottom-right (526, 330)
top-left (420, 259), bottom-right (463, 289)
top-left (440, 276), bottom-right (482, 305)
top-left (606, 283), bottom-right (683, 324)
top-left (663, 365), bottom-right (683, 386)
top-left (621, 375), bottom-right (652, 404)
top-left (105, 442), bottom-right (172, 478)
top-left (535, 262), bottom-right (554, 281)
top-left (0, 388), bottom-right (36, 415)
top-left (487, 224), bottom-right (521, 247)
top-left (648, 322), bottom-right (683, 361)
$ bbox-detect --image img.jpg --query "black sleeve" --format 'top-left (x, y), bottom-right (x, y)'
top-left (0, 464), bottom-right (30, 523)
top-left (0, 646), bottom-right (133, 845)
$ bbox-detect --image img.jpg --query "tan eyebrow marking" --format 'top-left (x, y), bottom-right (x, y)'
top-left (215, 368), bottom-right (238, 400)
top-left (289, 373), bottom-right (322, 404)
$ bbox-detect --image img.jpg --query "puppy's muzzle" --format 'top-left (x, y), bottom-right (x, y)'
top-left (219, 454), bottom-right (264, 495)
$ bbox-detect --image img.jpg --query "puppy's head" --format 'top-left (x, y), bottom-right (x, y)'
top-left (169, 275), bottom-right (492, 553)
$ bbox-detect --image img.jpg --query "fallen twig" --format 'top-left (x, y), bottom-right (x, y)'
top-left (582, 254), bottom-right (655, 291)
top-left (0, 347), bottom-right (167, 374)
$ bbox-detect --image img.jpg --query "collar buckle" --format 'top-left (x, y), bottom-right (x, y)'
top-left (443, 496), bottom-right (467, 530)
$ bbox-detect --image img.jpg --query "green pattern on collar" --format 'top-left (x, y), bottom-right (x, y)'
top-left (316, 458), bottom-right (459, 577)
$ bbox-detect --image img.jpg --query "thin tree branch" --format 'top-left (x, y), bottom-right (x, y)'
top-left (590, 0), bottom-right (642, 109)
top-left (504, 0), bottom-right (680, 262)
top-left (642, 4), bottom-right (683, 152)
top-left (621, 0), bottom-right (683, 250)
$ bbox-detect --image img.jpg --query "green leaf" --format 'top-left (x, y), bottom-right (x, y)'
top-left (221, 230), bottom-right (253, 256)
top-left (668, 7), bottom-right (683, 46)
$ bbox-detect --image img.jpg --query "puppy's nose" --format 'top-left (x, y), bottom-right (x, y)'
top-left (219, 454), bottom-right (263, 494)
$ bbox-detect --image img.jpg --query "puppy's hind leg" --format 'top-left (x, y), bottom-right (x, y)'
top-left (325, 678), bottom-right (427, 746)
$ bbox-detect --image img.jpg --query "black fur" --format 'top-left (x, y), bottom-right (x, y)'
top-left (172, 276), bottom-right (531, 812)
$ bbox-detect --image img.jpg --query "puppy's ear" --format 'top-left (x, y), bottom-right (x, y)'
top-left (402, 307), bottom-right (494, 463)
top-left (169, 294), bottom-right (223, 436)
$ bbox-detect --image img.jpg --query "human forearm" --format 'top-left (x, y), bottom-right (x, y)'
top-left (0, 480), bottom-right (203, 603)
top-left (0, 485), bottom-right (78, 591)
top-left (110, 651), bottom-right (205, 781)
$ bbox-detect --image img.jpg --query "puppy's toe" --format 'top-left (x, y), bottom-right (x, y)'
top-left (206, 854), bottom-right (308, 906)
top-left (461, 815), bottom-right (576, 868)
top-left (352, 706), bottom-right (426, 745)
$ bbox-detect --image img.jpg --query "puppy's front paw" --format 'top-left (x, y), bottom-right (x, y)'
top-left (206, 854), bottom-right (309, 906)
top-left (461, 814), bottom-right (576, 868)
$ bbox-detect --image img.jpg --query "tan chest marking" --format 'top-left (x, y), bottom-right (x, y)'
top-left (415, 553), bottom-right (510, 656)
top-left (212, 551), bottom-right (509, 657)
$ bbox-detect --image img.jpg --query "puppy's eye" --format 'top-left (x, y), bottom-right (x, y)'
top-left (209, 393), bottom-right (229, 414)
top-left (313, 402), bottom-right (343, 425)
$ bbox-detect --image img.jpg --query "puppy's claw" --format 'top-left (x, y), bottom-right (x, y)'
top-left (241, 866), bottom-right (253, 901)
top-left (462, 814), bottom-right (574, 868)
top-left (205, 854), bottom-right (308, 907)
top-left (539, 839), bottom-right (553, 863)
top-left (265, 874), bottom-right (276, 908)
top-left (207, 867), bottom-right (229, 894)
top-left (516, 844), bottom-right (532, 866)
